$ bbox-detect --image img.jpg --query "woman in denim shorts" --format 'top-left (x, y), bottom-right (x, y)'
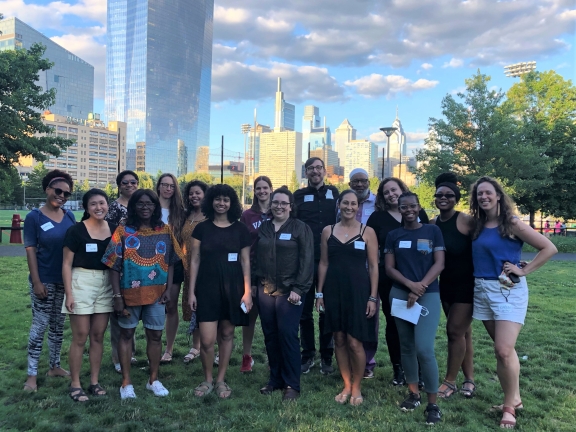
top-left (470, 176), bottom-right (557, 429)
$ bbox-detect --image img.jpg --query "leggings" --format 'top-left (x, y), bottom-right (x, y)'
top-left (390, 287), bottom-right (441, 394)
top-left (27, 282), bottom-right (66, 376)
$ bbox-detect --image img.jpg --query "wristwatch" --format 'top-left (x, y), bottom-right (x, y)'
top-left (315, 292), bottom-right (323, 299)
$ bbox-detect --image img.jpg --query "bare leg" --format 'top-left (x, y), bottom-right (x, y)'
top-left (346, 334), bottom-right (366, 398)
top-left (242, 301), bottom-right (258, 356)
top-left (192, 328), bottom-right (201, 351)
top-left (197, 321), bottom-right (218, 393)
top-left (333, 332), bottom-right (352, 396)
top-left (69, 315), bottom-right (90, 390)
top-left (216, 320), bottom-right (235, 390)
top-left (163, 283), bottom-right (181, 358)
top-left (146, 328), bottom-right (163, 383)
top-left (119, 327), bottom-right (136, 387)
top-left (88, 313), bottom-right (109, 387)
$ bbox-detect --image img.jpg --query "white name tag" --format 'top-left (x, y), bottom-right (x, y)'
top-left (325, 190), bottom-right (334, 200)
top-left (85, 243), bottom-right (98, 252)
top-left (399, 241), bottom-right (412, 248)
top-left (364, 208), bottom-right (374, 216)
top-left (40, 222), bottom-right (54, 231)
top-left (228, 253), bottom-right (238, 262)
top-left (279, 233), bottom-right (292, 240)
top-left (304, 195), bottom-right (314, 202)
top-left (354, 241), bottom-right (366, 250)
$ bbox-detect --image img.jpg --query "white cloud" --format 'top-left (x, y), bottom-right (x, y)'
top-left (345, 74), bottom-right (439, 99)
top-left (443, 58), bottom-right (464, 68)
top-left (421, 63), bottom-right (433, 70)
top-left (2, 0), bottom-right (106, 29)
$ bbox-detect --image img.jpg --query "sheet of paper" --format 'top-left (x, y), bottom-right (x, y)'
top-left (391, 298), bottom-right (422, 325)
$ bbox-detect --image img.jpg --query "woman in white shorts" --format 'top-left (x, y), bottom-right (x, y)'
top-left (469, 176), bottom-right (556, 429)
top-left (62, 189), bottom-right (116, 402)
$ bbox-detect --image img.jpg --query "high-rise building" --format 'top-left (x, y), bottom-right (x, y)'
top-left (136, 142), bottom-right (146, 172)
top-left (259, 131), bottom-right (302, 189)
top-left (310, 145), bottom-right (339, 173)
top-left (177, 139), bottom-right (187, 178)
top-left (334, 119), bottom-right (356, 168)
top-left (389, 108), bottom-right (407, 159)
top-left (247, 122), bottom-right (272, 177)
top-left (195, 146), bottom-right (209, 172)
top-left (0, 17), bottom-right (94, 119)
top-left (274, 78), bottom-right (295, 132)
top-left (126, 149), bottom-right (136, 171)
top-left (105, 0), bottom-right (214, 174)
top-left (302, 105), bottom-right (320, 151)
top-left (344, 139), bottom-right (378, 179)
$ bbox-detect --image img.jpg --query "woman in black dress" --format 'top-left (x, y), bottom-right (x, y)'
top-left (366, 177), bottom-right (429, 385)
top-left (188, 184), bottom-right (253, 399)
top-left (432, 173), bottom-right (476, 399)
top-left (316, 190), bottom-right (378, 406)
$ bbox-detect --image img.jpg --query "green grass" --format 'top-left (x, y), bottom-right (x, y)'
top-left (0, 210), bottom-right (83, 243)
top-left (523, 235), bottom-right (576, 253)
top-left (0, 257), bottom-right (575, 431)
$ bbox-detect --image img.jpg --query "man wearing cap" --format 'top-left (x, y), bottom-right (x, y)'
top-left (294, 157), bottom-right (339, 375)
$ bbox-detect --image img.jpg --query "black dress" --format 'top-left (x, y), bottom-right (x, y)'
top-left (435, 212), bottom-right (474, 304)
top-left (323, 224), bottom-right (376, 343)
top-left (192, 220), bottom-right (251, 326)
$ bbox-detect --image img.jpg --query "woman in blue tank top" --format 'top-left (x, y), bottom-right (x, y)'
top-left (470, 176), bottom-right (556, 429)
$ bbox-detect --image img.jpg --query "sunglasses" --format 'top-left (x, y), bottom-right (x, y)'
top-left (121, 180), bottom-right (138, 186)
top-left (434, 193), bottom-right (456, 199)
top-left (48, 187), bottom-right (72, 199)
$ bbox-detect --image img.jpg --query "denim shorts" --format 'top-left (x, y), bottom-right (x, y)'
top-left (473, 277), bottom-right (528, 325)
top-left (118, 299), bottom-right (166, 330)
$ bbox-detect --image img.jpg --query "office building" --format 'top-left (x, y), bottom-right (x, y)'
top-left (344, 139), bottom-right (378, 179)
top-left (126, 149), bottom-right (136, 171)
top-left (0, 17), bottom-right (94, 119)
top-left (302, 105), bottom-right (320, 151)
top-left (195, 146), bottom-right (209, 172)
top-left (136, 142), bottom-right (146, 172)
top-left (247, 123), bottom-right (271, 177)
top-left (259, 131), bottom-right (302, 189)
top-left (389, 108), bottom-right (407, 159)
top-left (177, 139), bottom-right (187, 177)
top-left (310, 144), bottom-right (340, 173)
top-left (18, 111), bottom-right (126, 186)
top-left (105, 0), bottom-right (214, 174)
top-left (274, 78), bottom-right (295, 132)
top-left (334, 119), bottom-right (356, 168)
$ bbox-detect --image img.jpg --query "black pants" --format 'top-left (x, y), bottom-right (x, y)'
top-left (299, 265), bottom-right (334, 362)
top-left (378, 277), bottom-right (402, 365)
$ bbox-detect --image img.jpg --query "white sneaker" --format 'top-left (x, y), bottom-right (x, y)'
top-left (120, 384), bottom-right (136, 399)
top-left (114, 363), bottom-right (122, 373)
top-left (146, 380), bottom-right (169, 397)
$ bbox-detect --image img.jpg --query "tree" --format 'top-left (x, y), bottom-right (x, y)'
top-left (137, 172), bottom-right (155, 189)
top-left (177, 172), bottom-right (214, 192)
top-left (411, 181), bottom-right (437, 216)
top-left (223, 175), bottom-right (243, 199)
top-left (289, 171), bottom-right (299, 192)
top-left (369, 176), bottom-right (380, 194)
top-left (24, 163), bottom-right (50, 202)
top-left (104, 183), bottom-right (118, 201)
top-left (0, 165), bottom-right (23, 204)
top-left (0, 43), bottom-right (73, 169)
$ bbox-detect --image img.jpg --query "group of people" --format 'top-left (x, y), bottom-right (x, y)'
top-left (22, 158), bottom-right (556, 428)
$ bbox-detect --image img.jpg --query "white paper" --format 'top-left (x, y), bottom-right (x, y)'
top-left (304, 195), bottom-right (314, 202)
top-left (40, 222), bottom-right (54, 231)
top-left (325, 190), bottom-right (334, 200)
top-left (399, 241), bottom-right (412, 248)
top-left (354, 241), bottom-right (366, 250)
top-left (279, 233), bottom-right (291, 240)
top-left (85, 243), bottom-right (98, 252)
top-left (228, 253), bottom-right (238, 262)
top-left (391, 298), bottom-right (422, 325)
top-left (364, 208), bottom-right (374, 216)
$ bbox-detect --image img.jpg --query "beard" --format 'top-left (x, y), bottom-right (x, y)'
top-left (356, 188), bottom-right (370, 201)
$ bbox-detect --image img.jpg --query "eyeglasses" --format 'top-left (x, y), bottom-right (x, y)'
top-left (48, 187), bottom-right (72, 199)
top-left (306, 165), bottom-right (324, 172)
top-left (399, 204), bottom-right (419, 211)
top-left (434, 193), bottom-right (456, 199)
top-left (271, 200), bottom-right (291, 208)
top-left (160, 183), bottom-right (175, 190)
top-left (135, 202), bottom-right (156, 209)
top-left (121, 180), bottom-right (138, 186)
top-left (350, 179), bottom-right (369, 185)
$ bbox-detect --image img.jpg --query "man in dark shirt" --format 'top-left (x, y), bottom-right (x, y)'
top-left (294, 157), bottom-right (339, 375)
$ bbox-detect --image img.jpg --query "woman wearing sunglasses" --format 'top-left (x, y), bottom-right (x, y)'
top-left (384, 192), bottom-right (445, 425)
top-left (105, 170), bottom-right (139, 372)
top-left (23, 170), bottom-right (76, 392)
top-left (155, 173), bottom-right (185, 364)
top-left (62, 189), bottom-right (116, 401)
top-left (431, 173), bottom-right (476, 400)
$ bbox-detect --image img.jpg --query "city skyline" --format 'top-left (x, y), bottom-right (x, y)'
top-left (3, 1), bottom-right (574, 164)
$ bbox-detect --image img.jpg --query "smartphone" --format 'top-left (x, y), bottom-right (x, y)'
top-left (509, 273), bottom-right (520, 284)
top-left (240, 302), bottom-right (248, 313)
top-left (288, 298), bottom-right (302, 306)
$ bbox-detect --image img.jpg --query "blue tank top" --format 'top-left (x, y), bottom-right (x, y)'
top-left (472, 226), bottom-right (523, 279)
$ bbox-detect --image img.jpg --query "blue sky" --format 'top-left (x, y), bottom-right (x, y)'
top-left (4, 0), bottom-right (575, 159)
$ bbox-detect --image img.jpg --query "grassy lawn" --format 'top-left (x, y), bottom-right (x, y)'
top-left (0, 210), bottom-right (84, 243)
top-left (523, 235), bottom-right (576, 253)
top-left (0, 257), bottom-right (575, 431)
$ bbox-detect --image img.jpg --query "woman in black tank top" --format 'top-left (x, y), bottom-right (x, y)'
top-left (432, 173), bottom-right (476, 399)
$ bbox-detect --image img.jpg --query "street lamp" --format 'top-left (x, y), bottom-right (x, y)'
top-left (241, 123), bottom-right (251, 207)
top-left (379, 127), bottom-right (397, 179)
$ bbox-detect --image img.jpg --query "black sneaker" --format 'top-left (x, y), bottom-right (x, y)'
top-left (301, 358), bottom-right (314, 374)
top-left (320, 359), bottom-right (334, 375)
top-left (400, 392), bottom-right (421, 412)
top-left (418, 371), bottom-right (425, 391)
top-left (392, 364), bottom-right (406, 386)
top-left (424, 403), bottom-right (442, 425)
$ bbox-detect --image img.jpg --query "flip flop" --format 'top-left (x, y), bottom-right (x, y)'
top-left (160, 352), bottom-right (173, 364)
top-left (23, 383), bottom-right (37, 392)
top-left (335, 392), bottom-right (351, 404)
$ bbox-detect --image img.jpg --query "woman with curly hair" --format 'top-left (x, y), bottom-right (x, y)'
top-left (188, 184), bottom-right (253, 399)
top-left (469, 176), bottom-right (556, 429)
top-left (23, 170), bottom-right (76, 392)
top-left (155, 173), bottom-right (185, 363)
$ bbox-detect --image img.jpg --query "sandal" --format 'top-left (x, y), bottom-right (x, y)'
top-left (183, 348), bottom-right (200, 364)
top-left (194, 381), bottom-right (214, 397)
top-left (160, 352), bottom-right (173, 364)
top-left (491, 401), bottom-right (523, 412)
top-left (23, 383), bottom-right (37, 392)
top-left (87, 383), bottom-right (107, 396)
top-left (437, 380), bottom-right (458, 399)
top-left (69, 387), bottom-right (89, 402)
top-left (350, 395), bottom-right (364, 406)
top-left (335, 392), bottom-right (351, 404)
top-left (500, 406), bottom-right (516, 429)
top-left (460, 379), bottom-right (476, 398)
top-left (214, 381), bottom-right (232, 399)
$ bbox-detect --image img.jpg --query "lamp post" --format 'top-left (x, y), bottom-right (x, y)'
top-left (379, 127), bottom-right (397, 178)
top-left (241, 123), bottom-right (251, 208)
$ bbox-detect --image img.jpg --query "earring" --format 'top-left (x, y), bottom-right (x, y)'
top-left (497, 200), bottom-right (501, 217)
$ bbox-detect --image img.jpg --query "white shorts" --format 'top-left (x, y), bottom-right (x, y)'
top-left (62, 268), bottom-right (113, 315)
top-left (472, 277), bottom-right (528, 325)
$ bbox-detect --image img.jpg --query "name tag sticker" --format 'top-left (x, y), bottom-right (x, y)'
top-left (40, 222), bottom-right (54, 231)
top-left (354, 241), bottom-right (366, 250)
top-left (325, 190), bottom-right (334, 200)
top-left (228, 253), bottom-right (238, 262)
top-left (304, 195), bottom-right (314, 202)
top-left (85, 243), bottom-right (98, 252)
top-left (364, 208), bottom-right (374, 216)
top-left (399, 241), bottom-right (412, 249)
top-left (279, 233), bottom-right (292, 240)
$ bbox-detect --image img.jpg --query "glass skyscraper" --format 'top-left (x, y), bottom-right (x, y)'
top-left (105, 0), bottom-right (213, 174)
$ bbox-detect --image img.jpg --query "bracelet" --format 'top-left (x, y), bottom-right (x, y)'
top-left (112, 293), bottom-right (122, 298)
top-left (368, 296), bottom-right (378, 303)
top-left (315, 292), bottom-right (323, 299)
